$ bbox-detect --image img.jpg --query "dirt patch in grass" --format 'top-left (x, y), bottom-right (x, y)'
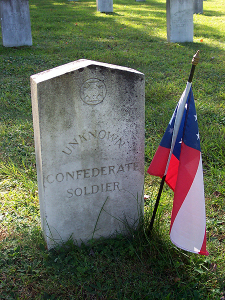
top-left (0, 226), bottom-right (8, 241)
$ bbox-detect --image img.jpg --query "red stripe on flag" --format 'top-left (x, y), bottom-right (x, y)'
top-left (165, 154), bottom-right (179, 191)
top-left (170, 143), bottom-right (201, 229)
top-left (199, 230), bottom-right (209, 256)
top-left (147, 146), bottom-right (170, 177)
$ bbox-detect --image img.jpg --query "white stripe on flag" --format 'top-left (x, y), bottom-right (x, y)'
top-left (170, 155), bottom-right (206, 254)
top-left (164, 82), bottom-right (192, 175)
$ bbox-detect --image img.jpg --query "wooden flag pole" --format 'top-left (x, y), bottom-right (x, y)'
top-left (148, 50), bottom-right (200, 232)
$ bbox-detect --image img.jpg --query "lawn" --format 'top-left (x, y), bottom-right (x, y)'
top-left (0, 0), bottom-right (224, 299)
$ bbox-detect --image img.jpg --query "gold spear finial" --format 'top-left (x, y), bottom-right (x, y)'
top-left (192, 50), bottom-right (200, 66)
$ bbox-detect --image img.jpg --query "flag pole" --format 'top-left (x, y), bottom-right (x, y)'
top-left (148, 50), bottom-right (200, 232)
top-left (188, 50), bottom-right (200, 83)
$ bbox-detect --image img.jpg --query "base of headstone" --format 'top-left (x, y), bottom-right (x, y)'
top-left (30, 59), bottom-right (145, 249)
top-left (97, 0), bottom-right (113, 13)
top-left (194, 0), bottom-right (203, 14)
top-left (166, 0), bottom-right (193, 43)
top-left (0, 0), bottom-right (32, 47)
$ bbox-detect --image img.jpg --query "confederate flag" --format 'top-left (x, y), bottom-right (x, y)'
top-left (148, 82), bottom-right (208, 255)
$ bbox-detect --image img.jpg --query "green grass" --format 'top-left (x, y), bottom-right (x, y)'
top-left (0, 0), bottom-right (224, 299)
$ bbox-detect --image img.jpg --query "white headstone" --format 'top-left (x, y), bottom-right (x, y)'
top-left (97, 0), bottom-right (113, 13)
top-left (0, 0), bottom-right (32, 47)
top-left (30, 59), bottom-right (145, 249)
top-left (166, 0), bottom-right (193, 43)
top-left (194, 0), bottom-right (203, 14)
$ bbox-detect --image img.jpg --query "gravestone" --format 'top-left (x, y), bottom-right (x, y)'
top-left (166, 0), bottom-right (193, 43)
top-left (0, 0), bottom-right (32, 47)
top-left (97, 0), bottom-right (113, 13)
top-left (194, 0), bottom-right (203, 14)
top-left (30, 59), bottom-right (145, 249)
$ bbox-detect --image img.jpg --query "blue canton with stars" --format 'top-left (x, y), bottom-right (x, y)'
top-left (159, 87), bottom-right (201, 161)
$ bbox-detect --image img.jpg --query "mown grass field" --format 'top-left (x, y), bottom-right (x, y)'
top-left (0, 0), bottom-right (224, 299)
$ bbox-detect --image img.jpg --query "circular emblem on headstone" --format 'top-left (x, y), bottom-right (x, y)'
top-left (80, 78), bottom-right (106, 105)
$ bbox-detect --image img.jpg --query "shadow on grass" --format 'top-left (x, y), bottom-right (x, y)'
top-left (203, 9), bottom-right (225, 17)
top-left (1, 222), bottom-right (220, 300)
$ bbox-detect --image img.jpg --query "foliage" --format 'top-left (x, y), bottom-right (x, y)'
top-left (0, 0), bottom-right (224, 299)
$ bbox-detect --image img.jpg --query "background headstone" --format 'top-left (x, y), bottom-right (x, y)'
top-left (166, 0), bottom-right (193, 43)
top-left (97, 0), bottom-right (113, 13)
top-left (0, 0), bottom-right (32, 47)
top-left (194, 0), bottom-right (203, 14)
top-left (30, 59), bottom-right (145, 249)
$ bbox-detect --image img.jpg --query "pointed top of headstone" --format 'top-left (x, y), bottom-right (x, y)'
top-left (31, 59), bottom-right (144, 83)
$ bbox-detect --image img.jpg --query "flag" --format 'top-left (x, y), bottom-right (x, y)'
top-left (148, 82), bottom-right (208, 255)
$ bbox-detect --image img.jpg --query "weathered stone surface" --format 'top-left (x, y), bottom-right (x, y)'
top-left (30, 59), bottom-right (145, 249)
top-left (0, 0), bottom-right (32, 47)
top-left (166, 0), bottom-right (193, 43)
top-left (194, 0), bottom-right (203, 14)
top-left (96, 0), bottom-right (113, 13)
